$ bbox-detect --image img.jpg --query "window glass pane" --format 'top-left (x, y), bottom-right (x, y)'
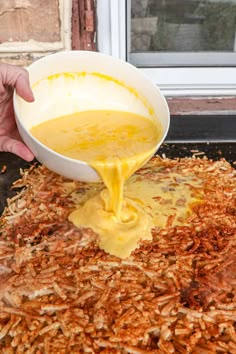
top-left (128, 0), bottom-right (236, 66)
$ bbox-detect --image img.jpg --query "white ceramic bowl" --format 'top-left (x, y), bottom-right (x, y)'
top-left (14, 50), bottom-right (170, 182)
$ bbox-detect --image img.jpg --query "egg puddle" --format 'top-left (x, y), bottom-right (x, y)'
top-left (67, 172), bottom-right (203, 226)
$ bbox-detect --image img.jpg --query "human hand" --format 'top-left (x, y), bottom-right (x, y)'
top-left (0, 63), bottom-right (35, 161)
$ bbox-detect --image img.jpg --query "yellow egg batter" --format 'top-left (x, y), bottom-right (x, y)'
top-left (31, 110), bottom-right (163, 258)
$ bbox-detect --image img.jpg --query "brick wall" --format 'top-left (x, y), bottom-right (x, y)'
top-left (0, 0), bottom-right (96, 66)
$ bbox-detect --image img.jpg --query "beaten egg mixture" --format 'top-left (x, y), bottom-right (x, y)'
top-left (31, 110), bottom-right (163, 258)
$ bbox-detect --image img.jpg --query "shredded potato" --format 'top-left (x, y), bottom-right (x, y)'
top-left (0, 156), bottom-right (235, 353)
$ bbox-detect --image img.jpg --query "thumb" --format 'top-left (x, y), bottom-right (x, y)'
top-left (15, 70), bottom-right (35, 103)
top-left (1, 64), bottom-right (35, 102)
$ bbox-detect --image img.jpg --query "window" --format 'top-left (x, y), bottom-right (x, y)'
top-left (97, 0), bottom-right (236, 95)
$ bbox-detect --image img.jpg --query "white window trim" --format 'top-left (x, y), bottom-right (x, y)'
top-left (97, 0), bottom-right (236, 96)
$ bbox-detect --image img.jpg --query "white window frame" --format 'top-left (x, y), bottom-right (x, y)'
top-left (97, 0), bottom-right (236, 96)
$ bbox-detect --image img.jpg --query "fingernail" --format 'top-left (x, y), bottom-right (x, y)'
top-left (29, 91), bottom-right (35, 101)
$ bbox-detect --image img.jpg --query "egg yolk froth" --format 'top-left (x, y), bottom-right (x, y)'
top-left (31, 110), bottom-right (163, 258)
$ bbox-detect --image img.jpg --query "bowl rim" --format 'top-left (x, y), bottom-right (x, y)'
top-left (13, 50), bottom-right (170, 180)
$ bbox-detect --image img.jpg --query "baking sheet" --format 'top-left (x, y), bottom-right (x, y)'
top-left (0, 142), bottom-right (235, 215)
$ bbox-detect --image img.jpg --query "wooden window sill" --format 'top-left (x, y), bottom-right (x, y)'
top-left (167, 97), bottom-right (236, 115)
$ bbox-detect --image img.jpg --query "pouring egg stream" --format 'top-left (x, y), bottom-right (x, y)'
top-left (30, 72), bottom-right (199, 259)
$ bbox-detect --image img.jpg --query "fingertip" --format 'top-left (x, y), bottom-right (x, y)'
top-left (18, 145), bottom-right (35, 161)
top-left (15, 70), bottom-right (35, 103)
top-left (25, 91), bottom-right (35, 103)
top-left (22, 150), bottom-right (35, 162)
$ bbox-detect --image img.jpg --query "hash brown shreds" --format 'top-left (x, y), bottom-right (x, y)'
top-left (0, 156), bottom-right (235, 353)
